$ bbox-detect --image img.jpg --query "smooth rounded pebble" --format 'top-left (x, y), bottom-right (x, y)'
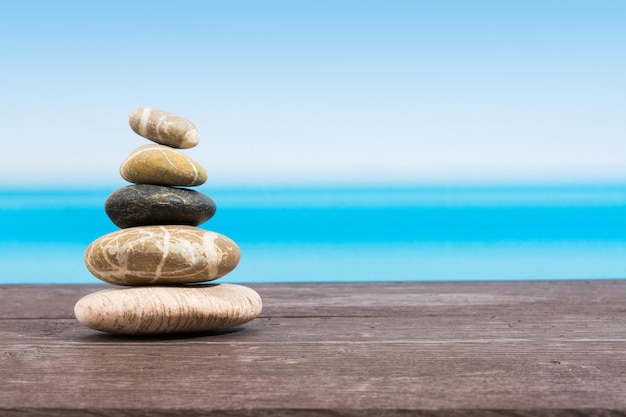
top-left (74, 284), bottom-right (262, 334)
top-left (105, 184), bottom-right (216, 228)
top-left (128, 107), bottom-right (199, 149)
top-left (84, 226), bottom-right (240, 285)
top-left (120, 144), bottom-right (207, 186)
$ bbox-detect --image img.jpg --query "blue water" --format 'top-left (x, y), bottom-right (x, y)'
top-left (1, 185), bottom-right (625, 284)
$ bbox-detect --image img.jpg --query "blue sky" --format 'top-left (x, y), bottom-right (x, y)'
top-left (1, 1), bottom-right (625, 186)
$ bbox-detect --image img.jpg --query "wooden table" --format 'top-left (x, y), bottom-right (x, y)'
top-left (1, 281), bottom-right (625, 416)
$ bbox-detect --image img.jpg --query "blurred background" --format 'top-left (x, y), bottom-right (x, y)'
top-left (1, 1), bottom-right (625, 283)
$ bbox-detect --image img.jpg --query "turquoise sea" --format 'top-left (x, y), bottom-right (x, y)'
top-left (1, 184), bottom-right (625, 284)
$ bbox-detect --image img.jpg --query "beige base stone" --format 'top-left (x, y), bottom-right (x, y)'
top-left (74, 284), bottom-right (262, 334)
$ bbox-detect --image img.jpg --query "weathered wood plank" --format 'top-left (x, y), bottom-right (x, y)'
top-left (1, 282), bottom-right (625, 416)
top-left (2, 340), bottom-right (624, 412)
top-left (1, 315), bottom-right (624, 344)
top-left (1, 280), bottom-right (624, 318)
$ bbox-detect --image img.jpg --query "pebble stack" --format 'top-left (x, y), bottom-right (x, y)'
top-left (74, 108), bottom-right (262, 335)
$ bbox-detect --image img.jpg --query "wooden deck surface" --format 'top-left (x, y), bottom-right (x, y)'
top-left (1, 281), bottom-right (625, 416)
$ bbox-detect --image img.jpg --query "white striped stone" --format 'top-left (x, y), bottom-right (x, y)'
top-left (129, 107), bottom-right (199, 149)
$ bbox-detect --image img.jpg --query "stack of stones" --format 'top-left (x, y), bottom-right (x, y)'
top-left (74, 108), bottom-right (262, 335)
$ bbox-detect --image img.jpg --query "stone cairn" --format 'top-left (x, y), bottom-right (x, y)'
top-left (74, 108), bottom-right (262, 335)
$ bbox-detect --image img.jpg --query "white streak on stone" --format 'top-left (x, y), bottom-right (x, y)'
top-left (138, 108), bottom-right (152, 138)
top-left (120, 146), bottom-right (152, 172)
top-left (152, 226), bottom-right (170, 283)
top-left (155, 112), bottom-right (168, 142)
top-left (187, 154), bottom-right (200, 183)
top-left (202, 230), bottom-right (219, 280)
top-left (182, 129), bottom-right (200, 148)
top-left (157, 147), bottom-right (177, 172)
top-left (100, 233), bottom-right (120, 272)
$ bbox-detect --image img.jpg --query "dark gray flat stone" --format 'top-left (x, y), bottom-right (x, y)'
top-left (104, 184), bottom-right (216, 228)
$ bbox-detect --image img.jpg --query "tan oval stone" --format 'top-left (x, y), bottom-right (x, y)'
top-left (120, 144), bottom-right (207, 186)
top-left (74, 284), bottom-right (262, 334)
top-left (128, 107), bottom-right (200, 149)
top-left (84, 226), bottom-right (240, 285)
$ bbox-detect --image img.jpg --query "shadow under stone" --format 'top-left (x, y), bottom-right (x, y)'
top-left (76, 326), bottom-right (250, 342)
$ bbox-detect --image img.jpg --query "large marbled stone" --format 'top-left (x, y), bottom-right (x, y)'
top-left (74, 284), bottom-right (262, 334)
top-left (84, 226), bottom-right (240, 285)
top-left (105, 185), bottom-right (216, 228)
top-left (128, 107), bottom-right (200, 149)
top-left (120, 144), bottom-right (207, 186)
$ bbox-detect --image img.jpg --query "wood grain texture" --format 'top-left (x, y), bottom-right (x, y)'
top-left (1, 281), bottom-right (625, 416)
